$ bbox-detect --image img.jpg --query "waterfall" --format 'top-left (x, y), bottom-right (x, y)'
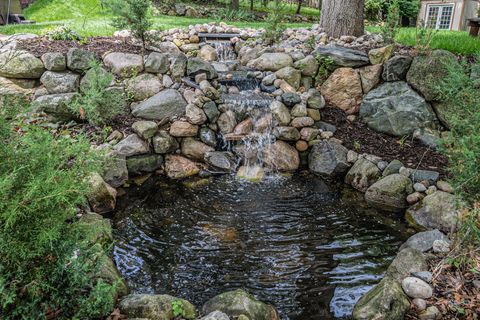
top-left (208, 41), bottom-right (236, 62)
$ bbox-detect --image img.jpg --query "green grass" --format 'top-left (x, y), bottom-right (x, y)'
top-left (215, 0), bottom-right (321, 17)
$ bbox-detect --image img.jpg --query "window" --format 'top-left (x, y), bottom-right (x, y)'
top-left (426, 4), bottom-right (454, 30)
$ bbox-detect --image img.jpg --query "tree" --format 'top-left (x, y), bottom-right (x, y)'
top-left (231, 0), bottom-right (240, 10)
top-left (296, 0), bottom-right (302, 14)
top-left (320, 0), bottom-right (365, 38)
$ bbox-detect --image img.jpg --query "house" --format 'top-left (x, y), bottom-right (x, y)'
top-left (418, 0), bottom-right (479, 31)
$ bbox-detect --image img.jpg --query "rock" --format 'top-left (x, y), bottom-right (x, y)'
top-left (40, 71), bottom-right (80, 94)
top-left (263, 141), bottom-right (300, 172)
top-left (205, 151), bottom-right (238, 172)
top-left (314, 121), bottom-right (336, 133)
top-left (410, 170), bottom-right (439, 184)
top-left (233, 118), bottom-right (253, 135)
top-left (360, 82), bottom-right (437, 136)
top-left (281, 92), bottom-right (302, 108)
top-left (293, 55), bottom-right (319, 76)
top-left (186, 103), bottom-right (207, 125)
top-left (321, 67), bottom-right (363, 112)
top-left (237, 165), bottom-right (265, 182)
top-left (132, 121), bottom-right (158, 140)
top-left (307, 108), bottom-right (321, 121)
top-left (174, 3), bottom-right (186, 15)
top-left (87, 173), bottom-right (117, 214)
top-left (0, 50), bottom-right (45, 78)
top-left (387, 247), bottom-right (428, 281)
top-left (296, 140), bottom-right (308, 152)
top-left (102, 152), bottom-right (128, 188)
top-left (153, 41), bottom-right (182, 55)
top-left (204, 101), bottom-right (220, 123)
top-left (399, 229), bottom-right (448, 252)
top-left (79, 66), bottom-right (111, 92)
top-left (104, 52), bottom-right (144, 77)
top-left (426, 186), bottom-right (437, 195)
top-left (345, 158), bottom-right (381, 192)
top-left (291, 116), bottom-right (314, 128)
top-left (407, 192), bottom-right (423, 205)
top-left (414, 182), bottom-right (427, 193)
top-left (170, 121), bottom-right (198, 137)
top-left (132, 89), bottom-right (187, 121)
top-left (315, 46), bottom-right (369, 68)
top-left (262, 73), bottom-right (277, 86)
top-left (127, 74), bottom-right (162, 101)
top-left (412, 298), bottom-right (427, 311)
top-left (382, 160), bottom-right (404, 177)
top-left (200, 127), bottom-right (217, 147)
top-left (412, 271), bottom-right (433, 283)
top-left (217, 110), bottom-right (237, 134)
top-left (383, 56), bottom-right (412, 81)
top-left (300, 127), bottom-right (319, 141)
top-left (270, 101), bottom-right (291, 126)
top-left (432, 239), bottom-right (451, 253)
top-left (365, 174), bottom-right (413, 212)
top-left (181, 138), bottom-right (214, 161)
top-left (406, 191), bottom-right (457, 232)
top-left (163, 75), bottom-right (173, 87)
top-left (359, 64), bottom-right (382, 94)
top-left (352, 276), bottom-right (409, 320)
top-left (199, 45), bottom-right (218, 62)
top-left (127, 154), bottom-right (163, 175)
top-left (377, 161), bottom-right (388, 171)
top-left (290, 103), bottom-right (307, 117)
top-left (41, 52), bottom-right (66, 71)
top-left (170, 53), bottom-right (187, 80)
top-left (274, 126), bottom-right (301, 141)
top-left (407, 50), bottom-right (460, 101)
top-left (368, 45), bottom-right (394, 64)
top-left (145, 52), bottom-right (169, 74)
top-left (401, 277), bottom-right (433, 299)
top-left (201, 311), bottom-right (230, 320)
top-left (275, 67), bottom-right (301, 89)
top-left (165, 155), bottom-right (200, 179)
top-left (113, 134), bottom-right (150, 157)
top-left (419, 306), bottom-right (441, 320)
top-left (347, 150), bottom-right (359, 163)
top-left (119, 294), bottom-right (196, 320)
top-left (181, 43), bottom-right (200, 54)
top-left (67, 48), bottom-right (96, 73)
top-left (306, 90), bottom-right (325, 109)
top-left (187, 58), bottom-right (217, 80)
top-left (153, 131), bottom-right (179, 154)
top-left (31, 93), bottom-right (77, 121)
top-left (308, 140), bottom-right (349, 176)
top-left (202, 289), bottom-right (279, 320)
top-left (247, 53), bottom-right (293, 71)
top-left (436, 180), bottom-right (453, 193)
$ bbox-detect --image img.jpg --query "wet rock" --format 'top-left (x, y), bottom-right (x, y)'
top-left (0, 50), bottom-right (45, 78)
top-left (132, 121), bottom-right (158, 140)
top-left (153, 131), bottom-right (179, 154)
top-left (127, 74), bottom-right (162, 101)
top-left (170, 121), bottom-right (199, 137)
top-left (200, 127), bottom-right (217, 147)
top-left (199, 45), bottom-right (218, 62)
top-left (202, 289), bottom-right (279, 320)
top-left (321, 67), bottom-right (363, 112)
top-left (359, 64), bottom-right (382, 94)
top-left (281, 92), bottom-right (302, 107)
top-left (308, 140), bottom-right (349, 176)
top-left (360, 82), bottom-right (437, 136)
top-left (406, 191), bottom-right (457, 232)
top-left (40, 71), bottom-right (80, 94)
top-left (127, 154), bottom-right (163, 175)
top-left (41, 52), bottom-right (66, 71)
top-left (275, 67), bottom-right (301, 89)
top-left (87, 172), bottom-right (117, 214)
top-left (104, 52), bottom-right (144, 77)
top-left (234, 118), bottom-right (253, 135)
top-left (247, 52), bottom-right (293, 71)
top-left (113, 134), bottom-right (150, 157)
top-left (314, 46), bottom-right (369, 68)
top-left (102, 152), bottom-right (128, 188)
top-left (237, 165), bottom-right (265, 182)
top-left (293, 55), bottom-right (319, 77)
top-left (365, 174), bottom-right (413, 212)
top-left (217, 110), bottom-right (237, 134)
top-left (204, 151), bottom-right (238, 172)
top-left (306, 90), bottom-right (325, 109)
top-left (67, 48), bottom-right (96, 73)
top-left (368, 45), bottom-right (394, 64)
top-left (119, 294), bottom-right (196, 320)
top-left (401, 277), bottom-right (433, 299)
top-left (132, 89), bottom-right (187, 121)
top-left (186, 103), bottom-right (207, 125)
top-left (165, 155), bottom-right (200, 179)
top-left (264, 140), bottom-right (300, 172)
top-left (382, 56), bottom-right (412, 81)
top-left (181, 138), bottom-right (214, 161)
top-left (31, 93), bottom-right (77, 121)
top-left (345, 158), bottom-right (381, 192)
top-left (187, 57), bottom-right (217, 79)
top-left (410, 170), bottom-right (439, 184)
top-left (432, 239), bottom-right (451, 253)
top-left (201, 311), bottom-right (230, 320)
top-left (145, 52), bottom-right (169, 74)
top-left (274, 126), bottom-right (301, 141)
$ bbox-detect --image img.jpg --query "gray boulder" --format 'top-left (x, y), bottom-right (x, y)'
top-left (386, 247), bottom-right (428, 281)
top-left (119, 294), bottom-right (196, 320)
top-left (308, 140), bottom-right (350, 176)
top-left (360, 82), bottom-right (437, 137)
top-left (204, 151), bottom-right (238, 172)
top-left (40, 71), bottom-right (80, 94)
top-left (127, 73), bottom-right (162, 101)
top-left (41, 52), bottom-right (66, 71)
top-left (382, 160), bottom-right (404, 177)
top-left (187, 58), bottom-right (217, 79)
top-left (345, 157), bottom-right (381, 192)
top-left (102, 151), bottom-right (128, 188)
top-left (365, 174), bottom-right (413, 212)
top-left (399, 229), bottom-right (448, 252)
top-left (382, 55), bottom-right (412, 81)
top-left (406, 191), bottom-right (457, 232)
top-left (113, 134), bottom-right (150, 157)
top-left (0, 50), bottom-right (45, 78)
top-left (153, 131), bottom-right (179, 154)
top-left (410, 169), bottom-right (439, 184)
top-left (145, 52), bottom-right (169, 74)
top-left (104, 52), bottom-right (144, 77)
top-left (132, 89), bottom-right (187, 121)
top-left (67, 48), bottom-right (96, 73)
top-left (31, 93), bottom-right (77, 121)
top-left (314, 46), bottom-right (369, 68)
top-left (126, 154), bottom-right (163, 175)
top-left (247, 52), bottom-right (293, 71)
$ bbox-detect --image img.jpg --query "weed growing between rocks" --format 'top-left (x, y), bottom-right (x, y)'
top-left (261, 0), bottom-right (286, 45)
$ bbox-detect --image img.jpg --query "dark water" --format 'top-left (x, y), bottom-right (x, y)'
top-left (113, 174), bottom-right (410, 319)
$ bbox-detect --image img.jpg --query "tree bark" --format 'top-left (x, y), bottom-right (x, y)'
top-left (231, 0), bottom-right (240, 10)
top-left (320, 0), bottom-right (365, 38)
top-left (296, 0), bottom-right (302, 14)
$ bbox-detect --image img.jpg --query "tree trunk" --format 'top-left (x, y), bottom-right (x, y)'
top-left (250, 0), bottom-right (254, 11)
top-left (296, 0), bottom-right (302, 14)
top-left (320, 0), bottom-right (364, 38)
top-left (232, 0), bottom-right (240, 10)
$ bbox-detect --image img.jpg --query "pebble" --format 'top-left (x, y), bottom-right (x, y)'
top-left (296, 140), bottom-right (309, 152)
top-left (347, 150), bottom-right (358, 163)
top-left (414, 182), bottom-right (427, 193)
top-left (399, 166), bottom-right (412, 177)
top-left (407, 192), bottom-right (423, 205)
top-left (412, 298), bottom-right (427, 311)
top-left (401, 276), bottom-right (433, 299)
top-left (436, 180), bottom-right (453, 193)
top-left (432, 239), bottom-right (450, 253)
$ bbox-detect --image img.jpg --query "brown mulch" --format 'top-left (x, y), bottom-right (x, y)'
top-left (16, 37), bottom-right (143, 58)
top-left (320, 107), bottom-right (449, 174)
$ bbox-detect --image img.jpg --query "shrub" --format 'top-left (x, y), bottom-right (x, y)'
top-left (214, 8), bottom-right (255, 21)
top-left (0, 101), bottom-right (116, 319)
top-left (68, 61), bottom-right (127, 126)
top-left (46, 25), bottom-right (83, 41)
top-left (415, 21), bottom-right (437, 54)
top-left (261, 1), bottom-right (285, 45)
top-left (381, 0), bottom-right (401, 43)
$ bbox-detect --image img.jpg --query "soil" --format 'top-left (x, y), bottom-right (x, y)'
top-left (320, 107), bottom-right (449, 175)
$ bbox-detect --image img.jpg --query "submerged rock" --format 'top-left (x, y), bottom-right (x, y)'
top-left (365, 174), bottom-right (413, 212)
top-left (120, 294), bottom-right (196, 320)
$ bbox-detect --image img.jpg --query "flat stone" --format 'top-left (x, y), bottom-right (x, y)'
top-left (410, 170), bottom-right (440, 184)
top-left (170, 121), bottom-right (198, 137)
top-left (132, 89), bottom-right (187, 121)
top-left (119, 294), bottom-right (196, 320)
top-left (412, 271), bottom-right (433, 283)
top-left (275, 126), bottom-right (300, 141)
top-left (113, 134), bottom-right (150, 157)
top-left (315, 46), bottom-right (369, 68)
top-left (40, 71), bottom-right (80, 94)
top-left (104, 52), bottom-right (144, 77)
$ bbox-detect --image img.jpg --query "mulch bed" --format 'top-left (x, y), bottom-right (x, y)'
top-left (320, 107), bottom-right (449, 174)
top-left (16, 37), bottom-right (144, 58)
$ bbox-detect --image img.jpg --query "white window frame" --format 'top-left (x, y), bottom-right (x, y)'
top-left (425, 3), bottom-right (455, 30)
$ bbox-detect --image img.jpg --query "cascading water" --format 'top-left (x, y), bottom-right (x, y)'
top-left (209, 40), bottom-right (237, 62)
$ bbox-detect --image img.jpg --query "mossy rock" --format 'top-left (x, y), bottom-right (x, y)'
top-left (77, 212), bottom-right (113, 246)
top-left (119, 294), bottom-right (196, 320)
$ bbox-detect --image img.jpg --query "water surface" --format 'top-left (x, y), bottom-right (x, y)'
top-left (113, 174), bottom-right (410, 319)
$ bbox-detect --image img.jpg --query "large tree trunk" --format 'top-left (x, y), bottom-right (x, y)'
top-left (320, 0), bottom-right (364, 38)
top-left (231, 0), bottom-right (240, 10)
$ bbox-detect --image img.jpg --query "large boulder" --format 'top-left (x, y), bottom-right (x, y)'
top-left (87, 173), bottom-right (117, 214)
top-left (187, 58), bottom-right (217, 79)
top-left (399, 229), bottom-right (449, 252)
top-left (127, 73), bottom-right (162, 101)
top-left (67, 48), bottom-right (96, 73)
top-left (308, 140), bottom-right (350, 176)
top-left (360, 82), bottom-right (437, 136)
top-left (382, 55), bottom-right (412, 81)
top-left (40, 71), bottom-right (80, 94)
top-left (321, 67), bottom-right (363, 112)
top-left (365, 174), bottom-right (413, 212)
top-left (145, 52), bottom-right (169, 74)
top-left (113, 134), bottom-right (150, 157)
top-left (406, 191), bottom-right (457, 232)
top-left (345, 157), bottom-right (381, 192)
top-left (126, 154), bottom-right (163, 175)
top-left (181, 138), bottom-right (214, 161)
top-left (132, 89), bottom-right (187, 121)
top-left (0, 50), bottom-right (45, 78)
top-left (275, 67), bottom-right (301, 89)
top-left (314, 46), bottom-right (369, 68)
top-left (164, 155), bottom-right (200, 179)
top-left (31, 93), bottom-right (77, 121)
top-left (406, 50), bottom-right (460, 101)
top-left (104, 52), bottom-right (144, 77)
top-left (41, 52), bottom-right (66, 71)
top-left (119, 294), bottom-right (196, 320)
top-left (263, 141), bottom-right (300, 172)
top-left (247, 53), bottom-right (293, 71)
top-left (202, 289), bottom-right (279, 320)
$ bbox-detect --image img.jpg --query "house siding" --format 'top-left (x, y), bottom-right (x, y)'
top-left (418, 0), bottom-right (479, 31)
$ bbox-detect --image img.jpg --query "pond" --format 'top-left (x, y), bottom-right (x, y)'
top-left (113, 174), bottom-right (411, 319)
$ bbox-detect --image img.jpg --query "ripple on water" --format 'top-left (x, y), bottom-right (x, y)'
top-left (113, 174), bottom-right (410, 319)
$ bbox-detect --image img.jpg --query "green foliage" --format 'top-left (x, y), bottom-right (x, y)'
top-left (68, 61), bottom-right (126, 125)
top-left (381, 0), bottom-right (400, 43)
top-left (365, 0), bottom-right (419, 21)
top-left (0, 101), bottom-right (116, 319)
top-left (261, 1), bottom-right (285, 45)
top-left (415, 21), bottom-right (437, 55)
top-left (214, 8), bottom-right (255, 21)
top-left (314, 55), bottom-right (334, 85)
top-left (45, 25), bottom-right (83, 41)
top-left (172, 299), bottom-right (186, 318)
